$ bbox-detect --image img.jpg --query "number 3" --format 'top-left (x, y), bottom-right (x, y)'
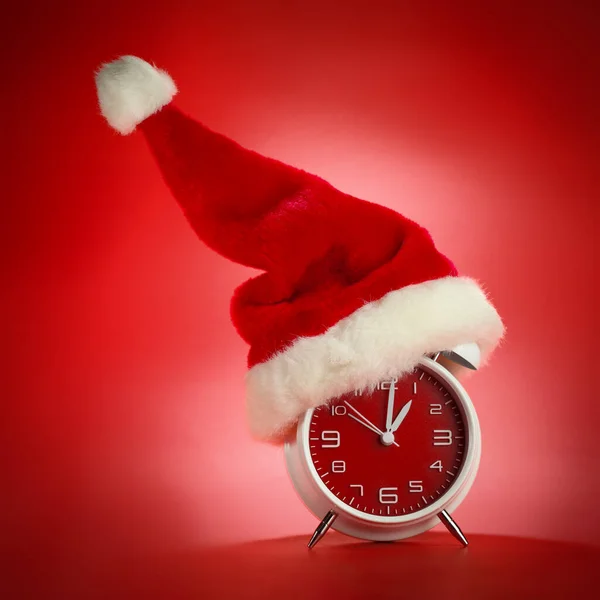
top-left (433, 430), bottom-right (453, 446)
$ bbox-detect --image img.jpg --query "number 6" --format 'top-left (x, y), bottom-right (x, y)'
top-left (379, 487), bottom-right (398, 504)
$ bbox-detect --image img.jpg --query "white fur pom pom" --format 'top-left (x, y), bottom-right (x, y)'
top-left (95, 55), bottom-right (177, 135)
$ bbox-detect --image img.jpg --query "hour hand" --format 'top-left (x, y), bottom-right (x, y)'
top-left (390, 399), bottom-right (413, 432)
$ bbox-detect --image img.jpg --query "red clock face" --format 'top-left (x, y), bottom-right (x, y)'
top-left (307, 366), bottom-right (468, 517)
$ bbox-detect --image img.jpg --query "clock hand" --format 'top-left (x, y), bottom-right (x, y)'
top-left (390, 399), bottom-right (413, 433)
top-left (344, 401), bottom-right (400, 448)
top-left (385, 378), bottom-right (396, 432)
top-left (347, 414), bottom-right (401, 448)
top-left (347, 413), bottom-right (384, 436)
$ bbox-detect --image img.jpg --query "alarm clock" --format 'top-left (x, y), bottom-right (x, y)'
top-left (285, 345), bottom-right (481, 548)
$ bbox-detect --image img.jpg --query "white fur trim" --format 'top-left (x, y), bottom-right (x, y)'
top-left (246, 276), bottom-right (504, 441)
top-left (95, 55), bottom-right (177, 135)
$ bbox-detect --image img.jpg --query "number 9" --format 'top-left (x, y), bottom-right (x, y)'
top-left (321, 430), bottom-right (340, 448)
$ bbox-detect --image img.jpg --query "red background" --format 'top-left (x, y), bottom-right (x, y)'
top-left (4, 0), bottom-right (599, 590)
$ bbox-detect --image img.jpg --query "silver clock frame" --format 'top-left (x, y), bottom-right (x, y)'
top-left (284, 356), bottom-right (482, 543)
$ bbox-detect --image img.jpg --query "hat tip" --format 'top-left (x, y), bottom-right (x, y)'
top-left (95, 55), bottom-right (177, 135)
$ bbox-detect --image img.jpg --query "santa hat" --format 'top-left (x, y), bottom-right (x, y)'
top-left (95, 55), bottom-right (504, 442)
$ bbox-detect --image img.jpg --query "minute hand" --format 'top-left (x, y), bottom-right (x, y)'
top-left (385, 379), bottom-right (396, 432)
top-left (390, 399), bottom-right (413, 432)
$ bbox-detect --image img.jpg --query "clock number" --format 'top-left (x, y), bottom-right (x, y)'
top-left (430, 460), bottom-right (443, 472)
top-left (349, 484), bottom-right (364, 496)
top-left (433, 430), bottom-right (453, 446)
top-left (379, 487), bottom-right (399, 504)
top-left (409, 480), bottom-right (423, 493)
top-left (429, 403), bottom-right (442, 415)
top-left (380, 378), bottom-right (398, 391)
top-left (321, 430), bottom-right (340, 448)
top-left (331, 460), bottom-right (346, 473)
top-left (330, 405), bottom-right (347, 416)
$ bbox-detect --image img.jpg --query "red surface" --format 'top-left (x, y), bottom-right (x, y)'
top-left (309, 369), bottom-right (466, 515)
top-left (17, 533), bottom-right (599, 599)
top-left (160, 533), bottom-right (600, 600)
top-left (4, 1), bottom-right (600, 594)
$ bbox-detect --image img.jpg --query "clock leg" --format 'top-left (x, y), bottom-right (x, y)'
top-left (307, 510), bottom-right (338, 549)
top-left (438, 509), bottom-right (469, 547)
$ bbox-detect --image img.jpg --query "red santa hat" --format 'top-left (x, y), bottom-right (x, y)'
top-left (95, 55), bottom-right (504, 442)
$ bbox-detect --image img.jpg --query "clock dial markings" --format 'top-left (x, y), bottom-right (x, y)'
top-left (309, 368), bottom-right (467, 517)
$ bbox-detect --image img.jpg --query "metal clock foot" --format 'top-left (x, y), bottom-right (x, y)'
top-left (308, 510), bottom-right (338, 549)
top-left (438, 509), bottom-right (469, 547)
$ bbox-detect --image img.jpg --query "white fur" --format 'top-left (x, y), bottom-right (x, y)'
top-left (246, 276), bottom-right (504, 441)
top-left (95, 55), bottom-right (177, 135)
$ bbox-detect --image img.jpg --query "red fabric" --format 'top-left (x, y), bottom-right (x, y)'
top-left (142, 106), bottom-right (457, 367)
